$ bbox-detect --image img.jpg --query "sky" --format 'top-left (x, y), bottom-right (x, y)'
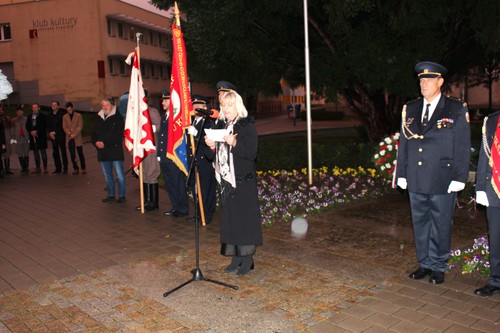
top-left (119, 0), bottom-right (171, 18)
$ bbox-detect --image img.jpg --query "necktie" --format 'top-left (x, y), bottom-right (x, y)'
top-left (422, 103), bottom-right (430, 127)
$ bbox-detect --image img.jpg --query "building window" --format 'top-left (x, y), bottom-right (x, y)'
top-left (119, 61), bottom-right (126, 75)
top-left (108, 58), bottom-right (115, 75)
top-left (158, 33), bottom-right (164, 47)
top-left (0, 23), bottom-right (11, 41)
top-left (151, 64), bottom-right (156, 78)
top-left (118, 23), bottom-right (124, 38)
top-left (149, 31), bottom-right (155, 46)
top-left (107, 19), bottom-right (113, 36)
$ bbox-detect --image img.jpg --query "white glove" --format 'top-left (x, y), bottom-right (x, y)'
top-left (187, 126), bottom-right (198, 136)
top-left (10, 139), bottom-right (17, 144)
top-left (476, 191), bottom-right (489, 207)
top-left (152, 125), bottom-right (157, 133)
top-left (397, 178), bottom-right (407, 190)
top-left (447, 180), bottom-right (465, 193)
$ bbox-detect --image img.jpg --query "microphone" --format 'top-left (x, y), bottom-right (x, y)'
top-left (195, 108), bottom-right (219, 119)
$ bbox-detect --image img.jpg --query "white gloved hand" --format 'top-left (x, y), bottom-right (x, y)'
top-left (152, 125), bottom-right (157, 133)
top-left (10, 139), bottom-right (17, 144)
top-left (447, 180), bottom-right (465, 193)
top-left (397, 177), bottom-right (407, 190)
top-left (476, 191), bottom-right (489, 207)
top-left (187, 125), bottom-right (198, 136)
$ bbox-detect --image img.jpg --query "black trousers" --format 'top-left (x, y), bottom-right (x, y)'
top-left (51, 139), bottom-right (68, 171)
top-left (488, 206), bottom-right (500, 287)
top-left (68, 139), bottom-right (86, 170)
top-left (409, 192), bottom-right (456, 272)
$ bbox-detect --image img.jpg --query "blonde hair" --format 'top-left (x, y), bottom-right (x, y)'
top-left (218, 90), bottom-right (248, 120)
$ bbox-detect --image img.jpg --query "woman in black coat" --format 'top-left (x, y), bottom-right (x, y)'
top-left (205, 89), bottom-right (262, 276)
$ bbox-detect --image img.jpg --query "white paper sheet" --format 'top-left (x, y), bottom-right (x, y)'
top-left (204, 128), bottom-right (230, 142)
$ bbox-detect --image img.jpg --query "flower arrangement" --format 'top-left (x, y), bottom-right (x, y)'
top-left (448, 236), bottom-right (490, 276)
top-left (257, 166), bottom-right (390, 226)
top-left (373, 132), bottom-right (399, 179)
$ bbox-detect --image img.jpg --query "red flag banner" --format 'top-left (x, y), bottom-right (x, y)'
top-left (167, 21), bottom-right (192, 175)
top-left (124, 49), bottom-right (156, 171)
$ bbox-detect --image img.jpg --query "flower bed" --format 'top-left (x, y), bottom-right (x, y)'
top-left (448, 236), bottom-right (490, 276)
top-left (257, 166), bottom-right (390, 226)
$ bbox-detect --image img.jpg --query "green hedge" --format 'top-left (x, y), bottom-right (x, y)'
top-left (257, 127), bottom-right (376, 170)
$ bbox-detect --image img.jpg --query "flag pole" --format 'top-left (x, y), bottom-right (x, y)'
top-left (136, 32), bottom-right (145, 214)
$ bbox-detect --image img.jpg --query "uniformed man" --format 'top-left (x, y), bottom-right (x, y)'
top-left (187, 95), bottom-right (217, 224)
top-left (135, 90), bottom-right (161, 212)
top-left (158, 90), bottom-right (189, 218)
top-left (474, 111), bottom-right (500, 297)
top-left (396, 61), bottom-right (471, 285)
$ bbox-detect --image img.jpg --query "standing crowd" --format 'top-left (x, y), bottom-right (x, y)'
top-left (0, 101), bottom-right (86, 178)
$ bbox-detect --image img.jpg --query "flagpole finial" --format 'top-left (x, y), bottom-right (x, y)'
top-left (174, 1), bottom-right (180, 27)
top-left (135, 32), bottom-right (142, 48)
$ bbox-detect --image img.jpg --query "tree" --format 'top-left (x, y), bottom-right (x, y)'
top-left (152, 0), bottom-right (497, 141)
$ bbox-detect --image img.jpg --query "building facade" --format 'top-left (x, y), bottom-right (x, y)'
top-left (0, 0), bottom-right (174, 111)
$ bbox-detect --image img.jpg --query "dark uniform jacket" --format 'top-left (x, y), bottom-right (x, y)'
top-left (91, 109), bottom-right (124, 162)
top-left (476, 111), bottom-right (500, 208)
top-left (396, 95), bottom-right (471, 194)
top-left (26, 112), bottom-right (48, 149)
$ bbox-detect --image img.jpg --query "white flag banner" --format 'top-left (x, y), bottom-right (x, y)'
top-left (123, 49), bottom-right (155, 172)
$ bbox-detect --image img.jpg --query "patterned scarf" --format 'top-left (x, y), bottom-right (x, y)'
top-left (215, 120), bottom-right (236, 203)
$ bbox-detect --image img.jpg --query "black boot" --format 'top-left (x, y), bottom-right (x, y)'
top-left (136, 183), bottom-right (151, 211)
top-left (4, 159), bottom-right (13, 174)
top-left (23, 156), bottom-right (29, 173)
top-left (0, 159), bottom-right (4, 178)
top-left (148, 183), bottom-right (159, 210)
top-left (144, 183), bottom-right (157, 211)
top-left (236, 256), bottom-right (254, 276)
top-left (224, 256), bottom-right (243, 273)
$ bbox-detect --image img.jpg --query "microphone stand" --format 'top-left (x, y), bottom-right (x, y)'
top-left (163, 115), bottom-right (238, 297)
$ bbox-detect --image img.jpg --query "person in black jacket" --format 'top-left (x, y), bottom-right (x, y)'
top-left (92, 98), bottom-right (126, 203)
top-left (474, 111), bottom-right (500, 297)
top-left (187, 95), bottom-right (217, 224)
top-left (26, 103), bottom-right (48, 174)
top-left (205, 88), bottom-right (262, 276)
top-left (396, 61), bottom-right (471, 285)
top-left (47, 101), bottom-right (68, 174)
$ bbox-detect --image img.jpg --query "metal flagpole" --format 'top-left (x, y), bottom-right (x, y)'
top-left (303, 0), bottom-right (313, 185)
top-left (135, 32), bottom-right (146, 214)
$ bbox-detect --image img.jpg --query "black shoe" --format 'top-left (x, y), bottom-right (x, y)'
top-left (474, 284), bottom-right (500, 297)
top-left (53, 170), bottom-right (62, 174)
top-left (102, 196), bottom-right (115, 203)
top-left (236, 256), bottom-right (254, 276)
top-left (116, 197), bottom-right (126, 203)
top-left (408, 267), bottom-right (432, 280)
top-left (224, 256), bottom-right (243, 273)
top-left (163, 209), bottom-right (176, 216)
top-left (62, 169), bottom-right (68, 174)
top-left (172, 211), bottom-right (188, 218)
top-left (187, 216), bottom-right (197, 223)
top-left (429, 271), bottom-right (445, 284)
